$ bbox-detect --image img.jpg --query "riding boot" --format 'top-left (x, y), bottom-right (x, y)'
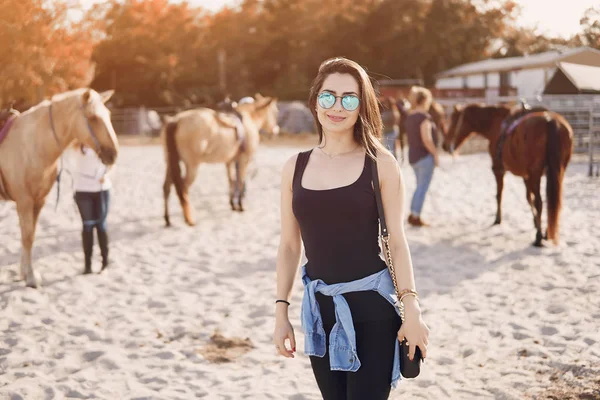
top-left (97, 230), bottom-right (109, 271)
top-left (82, 231), bottom-right (94, 274)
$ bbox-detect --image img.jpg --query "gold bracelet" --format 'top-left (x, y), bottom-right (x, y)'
top-left (400, 292), bottom-right (419, 304)
top-left (397, 288), bottom-right (418, 299)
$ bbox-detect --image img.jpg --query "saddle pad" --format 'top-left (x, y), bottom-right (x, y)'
top-left (0, 115), bottom-right (17, 146)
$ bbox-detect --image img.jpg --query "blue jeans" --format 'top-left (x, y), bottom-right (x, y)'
top-left (410, 154), bottom-right (434, 217)
top-left (382, 131), bottom-right (398, 159)
top-left (74, 190), bottom-right (110, 232)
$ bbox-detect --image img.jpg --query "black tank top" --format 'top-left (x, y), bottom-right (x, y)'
top-left (292, 149), bottom-right (397, 322)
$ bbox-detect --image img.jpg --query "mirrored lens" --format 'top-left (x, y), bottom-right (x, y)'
top-left (318, 92), bottom-right (336, 109)
top-left (342, 95), bottom-right (360, 111)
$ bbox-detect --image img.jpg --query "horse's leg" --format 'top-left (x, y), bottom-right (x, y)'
top-left (492, 167), bottom-right (505, 225)
top-left (17, 198), bottom-right (40, 288)
top-left (525, 177), bottom-right (544, 246)
top-left (163, 167), bottom-right (172, 227)
top-left (225, 161), bottom-right (236, 210)
top-left (182, 162), bottom-right (199, 225)
top-left (236, 156), bottom-right (250, 212)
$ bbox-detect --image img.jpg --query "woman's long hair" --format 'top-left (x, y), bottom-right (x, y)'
top-left (308, 57), bottom-right (386, 159)
top-left (379, 96), bottom-right (400, 127)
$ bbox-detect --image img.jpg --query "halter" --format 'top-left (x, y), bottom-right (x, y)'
top-left (450, 109), bottom-right (467, 154)
top-left (48, 100), bottom-right (102, 154)
top-left (48, 99), bottom-right (104, 210)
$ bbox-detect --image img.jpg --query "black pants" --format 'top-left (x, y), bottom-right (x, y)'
top-left (310, 316), bottom-right (401, 400)
top-left (74, 190), bottom-right (110, 232)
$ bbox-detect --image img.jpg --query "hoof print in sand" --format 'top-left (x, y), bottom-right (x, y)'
top-left (198, 331), bottom-right (254, 363)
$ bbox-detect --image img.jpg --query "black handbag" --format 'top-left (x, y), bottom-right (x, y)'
top-left (371, 157), bottom-right (422, 379)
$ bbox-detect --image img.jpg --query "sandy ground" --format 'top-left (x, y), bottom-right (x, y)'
top-left (0, 142), bottom-right (599, 400)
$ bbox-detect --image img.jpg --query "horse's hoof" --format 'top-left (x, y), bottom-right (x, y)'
top-left (25, 281), bottom-right (38, 289)
top-left (25, 274), bottom-right (40, 288)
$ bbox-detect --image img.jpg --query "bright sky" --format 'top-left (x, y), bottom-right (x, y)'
top-left (192, 0), bottom-right (597, 39)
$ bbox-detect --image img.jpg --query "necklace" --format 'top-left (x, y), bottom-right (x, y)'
top-left (317, 144), bottom-right (360, 159)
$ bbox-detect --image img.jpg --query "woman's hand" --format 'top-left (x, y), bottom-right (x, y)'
top-left (273, 308), bottom-right (296, 358)
top-left (397, 298), bottom-right (430, 361)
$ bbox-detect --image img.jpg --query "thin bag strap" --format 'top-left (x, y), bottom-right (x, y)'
top-left (371, 157), bottom-right (388, 238)
top-left (371, 157), bottom-right (404, 319)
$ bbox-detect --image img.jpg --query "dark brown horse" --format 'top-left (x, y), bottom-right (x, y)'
top-left (442, 104), bottom-right (573, 246)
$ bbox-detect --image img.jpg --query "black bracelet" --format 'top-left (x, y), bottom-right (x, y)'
top-left (275, 300), bottom-right (290, 306)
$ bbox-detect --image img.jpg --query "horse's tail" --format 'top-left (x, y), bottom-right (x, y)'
top-left (545, 117), bottom-right (563, 244)
top-left (165, 120), bottom-right (185, 207)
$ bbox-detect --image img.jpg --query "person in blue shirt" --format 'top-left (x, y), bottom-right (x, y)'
top-left (273, 57), bottom-right (430, 399)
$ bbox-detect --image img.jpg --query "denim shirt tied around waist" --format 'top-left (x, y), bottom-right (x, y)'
top-left (300, 265), bottom-right (402, 388)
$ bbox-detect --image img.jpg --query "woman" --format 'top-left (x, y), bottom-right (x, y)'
top-left (72, 145), bottom-right (112, 274)
top-left (273, 58), bottom-right (429, 399)
top-left (405, 87), bottom-right (439, 227)
top-left (379, 96), bottom-right (400, 160)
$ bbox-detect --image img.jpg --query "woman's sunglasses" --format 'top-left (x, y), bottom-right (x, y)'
top-left (317, 92), bottom-right (360, 111)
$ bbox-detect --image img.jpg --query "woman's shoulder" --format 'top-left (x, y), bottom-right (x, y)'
top-left (281, 150), bottom-right (308, 180)
top-left (409, 111), bottom-right (431, 119)
top-left (374, 150), bottom-right (401, 181)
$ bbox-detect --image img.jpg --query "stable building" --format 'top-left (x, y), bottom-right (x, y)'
top-left (435, 47), bottom-right (600, 99)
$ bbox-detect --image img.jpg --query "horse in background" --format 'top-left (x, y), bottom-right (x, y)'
top-left (162, 94), bottom-right (279, 226)
top-left (0, 89), bottom-right (119, 287)
top-left (442, 103), bottom-right (573, 246)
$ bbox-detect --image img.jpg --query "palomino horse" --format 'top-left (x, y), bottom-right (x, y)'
top-left (0, 89), bottom-right (119, 287)
top-left (162, 94), bottom-right (279, 226)
top-left (442, 104), bottom-right (573, 246)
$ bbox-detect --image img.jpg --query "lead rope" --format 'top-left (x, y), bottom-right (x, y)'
top-left (49, 102), bottom-right (64, 211)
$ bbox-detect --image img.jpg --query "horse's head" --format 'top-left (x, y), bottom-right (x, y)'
top-left (443, 103), bottom-right (499, 154)
top-left (442, 104), bottom-right (463, 153)
top-left (429, 101), bottom-right (447, 138)
top-left (74, 89), bottom-right (119, 165)
top-left (251, 93), bottom-right (280, 137)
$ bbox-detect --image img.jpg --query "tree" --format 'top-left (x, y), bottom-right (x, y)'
top-left (89, 0), bottom-right (207, 107)
top-left (0, 0), bottom-right (94, 108)
top-left (580, 6), bottom-right (600, 50)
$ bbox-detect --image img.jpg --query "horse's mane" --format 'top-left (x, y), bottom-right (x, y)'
top-left (20, 88), bottom-right (89, 116)
top-left (462, 103), bottom-right (510, 133)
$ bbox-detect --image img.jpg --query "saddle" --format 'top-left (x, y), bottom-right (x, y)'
top-left (0, 106), bottom-right (19, 200)
top-left (495, 101), bottom-right (548, 165)
top-left (214, 110), bottom-right (247, 153)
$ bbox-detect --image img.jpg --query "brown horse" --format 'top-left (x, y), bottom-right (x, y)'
top-left (162, 94), bottom-right (279, 226)
top-left (0, 89), bottom-right (119, 287)
top-left (442, 104), bottom-right (573, 246)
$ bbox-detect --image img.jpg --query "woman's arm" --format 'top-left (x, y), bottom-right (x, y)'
top-left (420, 119), bottom-right (438, 164)
top-left (276, 155), bottom-right (303, 302)
top-left (377, 151), bottom-right (429, 359)
top-left (377, 151), bottom-right (417, 294)
top-left (274, 155), bottom-right (303, 358)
